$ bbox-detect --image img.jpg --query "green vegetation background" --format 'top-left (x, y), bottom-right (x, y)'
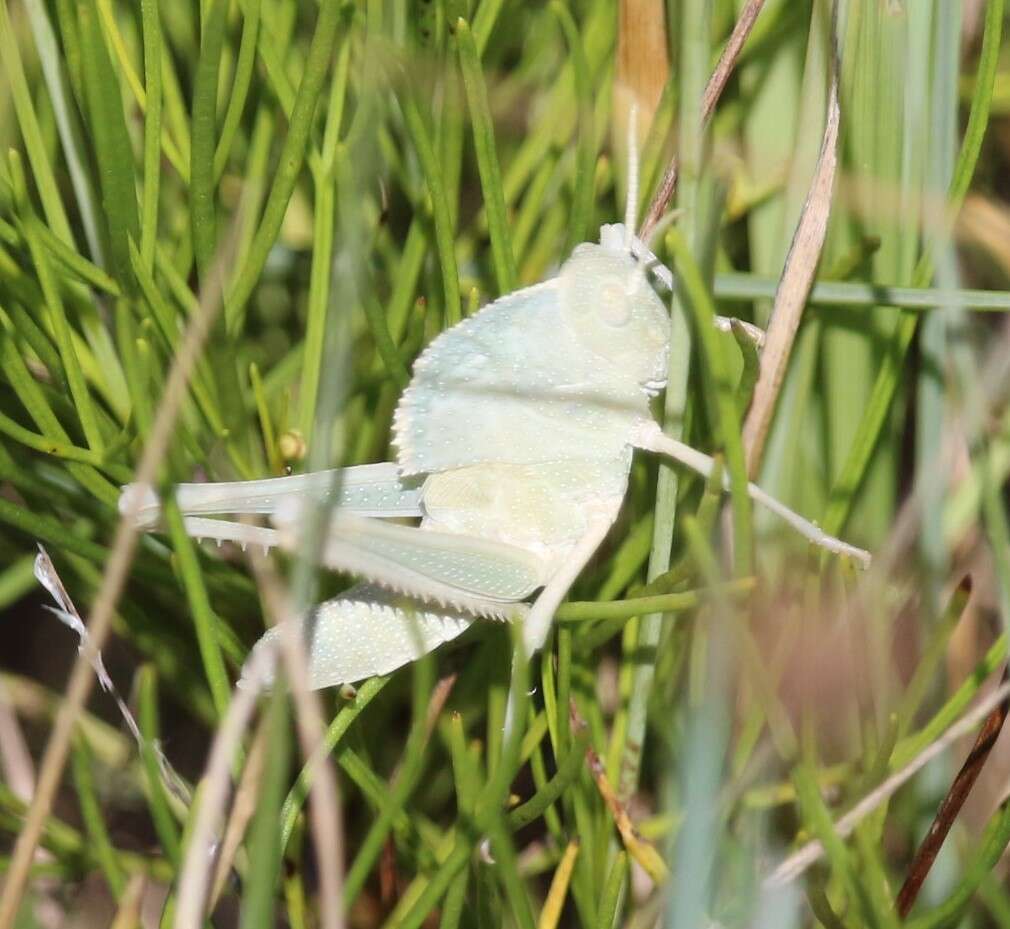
top-left (2, 0), bottom-right (1010, 927)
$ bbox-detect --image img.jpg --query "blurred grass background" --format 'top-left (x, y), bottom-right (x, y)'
top-left (4, 0), bottom-right (1010, 926)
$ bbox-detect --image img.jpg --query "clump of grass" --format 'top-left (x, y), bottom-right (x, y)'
top-left (2, 1), bottom-right (1010, 928)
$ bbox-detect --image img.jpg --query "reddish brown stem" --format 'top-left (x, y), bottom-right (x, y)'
top-left (896, 666), bottom-right (1010, 918)
top-left (638, 0), bottom-right (767, 240)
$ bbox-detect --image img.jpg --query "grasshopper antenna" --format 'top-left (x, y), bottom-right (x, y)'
top-left (624, 102), bottom-right (640, 251)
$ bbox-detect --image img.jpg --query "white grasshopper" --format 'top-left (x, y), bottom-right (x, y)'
top-left (121, 190), bottom-right (869, 690)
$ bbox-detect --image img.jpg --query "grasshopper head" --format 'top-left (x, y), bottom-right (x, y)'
top-left (558, 239), bottom-right (669, 393)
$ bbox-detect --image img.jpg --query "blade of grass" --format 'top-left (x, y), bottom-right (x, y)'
top-left (139, 0), bottom-right (163, 272)
top-left (76, 0), bottom-right (140, 290)
top-left (297, 35), bottom-right (352, 440)
top-left (397, 83), bottom-right (462, 326)
top-left (667, 228), bottom-right (753, 574)
top-left (70, 735), bottom-right (126, 898)
top-left (213, 0), bottom-right (261, 182)
top-left (0, 0), bottom-right (74, 244)
top-left (137, 666), bottom-right (183, 867)
top-left (821, 0), bottom-right (1003, 539)
top-left (456, 17), bottom-right (517, 295)
top-left (12, 155), bottom-right (106, 454)
top-left (21, 0), bottom-right (104, 262)
top-left (190, 0), bottom-right (228, 280)
top-left (741, 20), bottom-right (839, 474)
top-left (32, 222), bottom-right (119, 295)
top-left (385, 639), bottom-right (530, 929)
top-left (550, 2), bottom-right (595, 253)
top-left (225, 0), bottom-right (345, 333)
top-left (239, 688), bottom-right (290, 929)
top-left (792, 762), bottom-right (876, 927)
top-left (162, 497), bottom-right (232, 720)
top-left (0, 331), bottom-right (117, 504)
top-left (713, 272), bottom-right (1010, 312)
top-left (279, 675), bottom-right (390, 851)
top-left (343, 658), bottom-right (437, 906)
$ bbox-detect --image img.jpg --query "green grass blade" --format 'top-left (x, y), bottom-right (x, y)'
top-left (0, 0), bottom-right (74, 245)
top-left (76, 0), bottom-right (140, 290)
top-left (225, 0), bottom-right (345, 333)
top-left (667, 228), bottom-right (753, 575)
top-left (163, 497), bottom-right (232, 719)
top-left (190, 0), bottom-right (228, 279)
top-left (70, 735), bottom-right (126, 898)
top-left (822, 0), bottom-right (1004, 539)
top-left (456, 17), bottom-right (517, 295)
top-left (239, 690), bottom-right (290, 929)
top-left (399, 86), bottom-right (462, 326)
top-left (137, 665), bottom-right (183, 867)
top-left (139, 0), bottom-right (164, 272)
top-left (550, 1), bottom-right (595, 253)
top-left (213, 0), bottom-right (262, 182)
top-left (280, 675), bottom-right (390, 851)
top-left (21, 0), bottom-right (104, 262)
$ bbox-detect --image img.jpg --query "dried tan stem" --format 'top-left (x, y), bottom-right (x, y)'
top-left (109, 875), bottom-right (147, 929)
top-left (895, 666), bottom-right (1010, 917)
top-left (0, 681), bottom-right (35, 803)
top-left (638, 0), bottom-right (767, 241)
top-left (173, 644), bottom-right (273, 929)
top-left (764, 678), bottom-right (1010, 888)
top-left (247, 551), bottom-right (345, 929)
top-left (742, 29), bottom-right (841, 474)
top-left (208, 718), bottom-right (269, 909)
top-left (616, 0), bottom-right (670, 128)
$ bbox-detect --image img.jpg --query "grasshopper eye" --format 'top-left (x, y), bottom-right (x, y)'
top-left (599, 281), bottom-right (631, 327)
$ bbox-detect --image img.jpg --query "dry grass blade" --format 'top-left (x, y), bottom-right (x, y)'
top-left (700, 0), bottom-right (766, 125)
top-left (764, 678), bottom-right (1010, 889)
top-left (109, 874), bottom-right (146, 929)
top-left (638, 0), bottom-right (767, 240)
top-left (741, 21), bottom-right (841, 474)
top-left (208, 717), bottom-right (269, 908)
top-left (0, 250), bottom-right (231, 929)
top-left (572, 701), bottom-right (668, 884)
top-left (537, 839), bottom-right (580, 929)
top-left (173, 644), bottom-right (275, 929)
top-left (895, 666), bottom-right (1010, 917)
top-left (0, 679), bottom-right (35, 803)
top-left (247, 551), bottom-right (345, 929)
top-left (616, 0), bottom-right (669, 126)
top-left (33, 547), bottom-right (190, 806)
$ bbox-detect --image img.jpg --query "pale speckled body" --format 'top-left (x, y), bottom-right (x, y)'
top-left (249, 227), bottom-right (673, 687)
top-left (397, 252), bottom-right (666, 566)
top-left (122, 223), bottom-right (869, 691)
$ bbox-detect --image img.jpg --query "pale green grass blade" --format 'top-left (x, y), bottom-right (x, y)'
top-left (822, 0), bottom-right (1004, 538)
top-left (456, 17), bottom-right (517, 295)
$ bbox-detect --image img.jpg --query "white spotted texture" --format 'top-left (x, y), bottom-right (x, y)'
top-left (250, 584), bottom-right (481, 689)
top-left (393, 280), bottom-right (655, 477)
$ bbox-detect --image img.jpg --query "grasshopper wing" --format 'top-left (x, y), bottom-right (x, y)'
top-left (274, 509), bottom-right (547, 618)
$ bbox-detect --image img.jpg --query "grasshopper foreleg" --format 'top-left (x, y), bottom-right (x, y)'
top-left (521, 513), bottom-right (616, 656)
top-left (635, 423), bottom-right (871, 567)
